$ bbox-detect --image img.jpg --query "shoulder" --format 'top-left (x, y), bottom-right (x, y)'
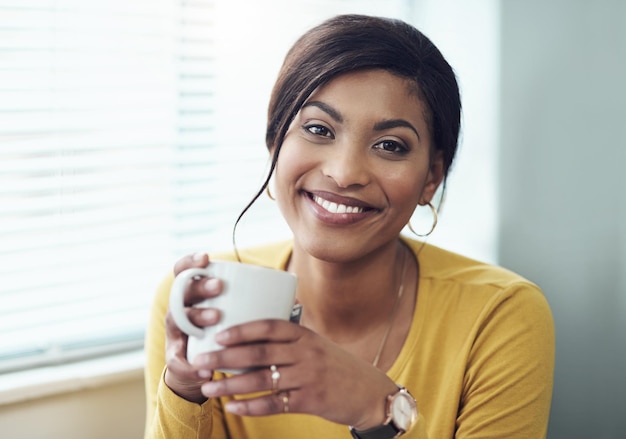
top-left (403, 238), bottom-right (554, 364)
top-left (403, 238), bottom-right (549, 312)
top-left (406, 237), bottom-right (538, 288)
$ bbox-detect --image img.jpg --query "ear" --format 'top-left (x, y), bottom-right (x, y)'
top-left (420, 150), bottom-right (445, 205)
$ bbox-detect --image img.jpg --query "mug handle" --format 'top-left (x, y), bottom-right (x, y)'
top-left (169, 267), bottom-right (213, 338)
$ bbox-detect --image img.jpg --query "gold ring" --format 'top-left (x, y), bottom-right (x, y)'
top-left (280, 391), bottom-right (289, 413)
top-left (270, 364), bottom-right (280, 393)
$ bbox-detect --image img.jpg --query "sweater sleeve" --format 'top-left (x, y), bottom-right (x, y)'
top-left (143, 273), bottom-right (228, 439)
top-left (144, 273), bottom-right (172, 436)
top-left (456, 283), bottom-right (555, 438)
top-left (145, 369), bottom-right (218, 439)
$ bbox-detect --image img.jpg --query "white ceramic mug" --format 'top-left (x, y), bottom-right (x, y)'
top-left (169, 260), bottom-right (297, 373)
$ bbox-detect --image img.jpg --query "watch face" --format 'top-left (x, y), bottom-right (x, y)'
top-left (390, 391), bottom-right (417, 431)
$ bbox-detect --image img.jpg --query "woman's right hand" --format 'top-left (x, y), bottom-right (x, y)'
top-left (164, 252), bottom-right (223, 404)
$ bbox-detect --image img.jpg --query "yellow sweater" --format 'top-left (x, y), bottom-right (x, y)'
top-left (144, 239), bottom-right (554, 438)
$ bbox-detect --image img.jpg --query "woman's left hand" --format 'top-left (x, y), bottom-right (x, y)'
top-left (191, 319), bottom-right (398, 430)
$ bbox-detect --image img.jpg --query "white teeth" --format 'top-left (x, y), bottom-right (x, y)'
top-left (313, 195), bottom-right (363, 214)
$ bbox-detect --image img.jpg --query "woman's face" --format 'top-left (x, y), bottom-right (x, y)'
top-left (273, 69), bottom-right (443, 263)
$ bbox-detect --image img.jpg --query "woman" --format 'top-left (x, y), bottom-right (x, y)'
top-left (144, 14), bottom-right (554, 439)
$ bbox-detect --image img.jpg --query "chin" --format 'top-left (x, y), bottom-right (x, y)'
top-left (295, 234), bottom-right (385, 265)
top-left (294, 235), bottom-right (346, 262)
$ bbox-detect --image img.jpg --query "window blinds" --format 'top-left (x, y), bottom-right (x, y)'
top-left (0, 0), bottom-right (225, 372)
top-left (0, 0), bottom-right (411, 374)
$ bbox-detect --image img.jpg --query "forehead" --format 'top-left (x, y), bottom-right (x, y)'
top-left (302, 69), bottom-right (428, 126)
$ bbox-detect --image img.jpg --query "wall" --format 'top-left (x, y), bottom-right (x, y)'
top-left (499, 1), bottom-right (626, 438)
top-left (2, 2), bottom-right (624, 438)
top-left (0, 374), bottom-right (144, 439)
top-left (409, 0), bottom-right (500, 263)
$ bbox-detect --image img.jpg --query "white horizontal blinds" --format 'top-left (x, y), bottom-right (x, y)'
top-left (171, 0), bottom-right (223, 256)
top-left (170, 0), bottom-right (277, 256)
top-left (0, 0), bottom-right (413, 374)
top-left (0, 0), bottom-right (216, 372)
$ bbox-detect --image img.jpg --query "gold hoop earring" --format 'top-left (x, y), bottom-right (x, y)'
top-left (408, 202), bottom-right (438, 237)
top-left (265, 185), bottom-right (275, 201)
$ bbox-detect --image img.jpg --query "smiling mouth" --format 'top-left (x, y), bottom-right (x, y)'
top-left (310, 194), bottom-right (370, 214)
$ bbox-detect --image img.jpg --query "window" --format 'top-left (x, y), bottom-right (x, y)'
top-left (0, 0), bottom-right (413, 373)
top-left (0, 0), bottom-right (213, 372)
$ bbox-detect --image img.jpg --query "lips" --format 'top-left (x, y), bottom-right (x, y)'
top-left (305, 190), bottom-right (377, 215)
top-left (311, 194), bottom-right (364, 214)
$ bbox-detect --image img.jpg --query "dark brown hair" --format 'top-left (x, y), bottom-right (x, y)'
top-left (233, 14), bottom-right (461, 249)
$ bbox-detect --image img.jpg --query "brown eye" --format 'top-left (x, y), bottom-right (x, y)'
top-left (304, 124), bottom-right (333, 138)
top-left (374, 140), bottom-right (408, 154)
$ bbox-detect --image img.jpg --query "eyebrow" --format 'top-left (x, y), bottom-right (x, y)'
top-left (301, 101), bottom-right (343, 123)
top-left (301, 101), bottom-right (420, 140)
top-left (374, 119), bottom-right (421, 140)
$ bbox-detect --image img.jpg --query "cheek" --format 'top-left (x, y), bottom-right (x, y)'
top-left (380, 168), bottom-right (426, 223)
top-left (273, 142), bottom-right (309, 196)
top-left (389, 179), bottom-right (420, 212)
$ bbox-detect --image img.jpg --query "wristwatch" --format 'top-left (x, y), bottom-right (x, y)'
top-left (349, 386), bottom-right (418, 439)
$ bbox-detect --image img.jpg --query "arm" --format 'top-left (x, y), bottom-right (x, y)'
top-left (143, 271), bottom-right (172, 435)
top-left (143, 254), bottom-right (228, 439)
top-left (457, 283), bottom-right (555, 438)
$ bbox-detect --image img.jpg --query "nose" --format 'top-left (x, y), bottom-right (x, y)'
top-left (321, 142), bottom-right (371, 188)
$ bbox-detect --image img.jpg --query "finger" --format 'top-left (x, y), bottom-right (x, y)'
top-left (173, 252), bottom-right (208, 275)
top-left (165, 311), bottom-right (214, 382)
top-left (215, 319), bottom-right (303, 347)
top-left (183, 276), bottom-right (224, 307)
top-left (193, 340), bottom-right (294, 373)
top-left (164, 340), bottom-right (213, 404)
top-left (187, 306), bottom-right (221, 328)
top-left (165, 307), bottom-right (221, 338)
top-left (225, 391), bottom-right (297, 416)
top-left (200, 362), bottom-right (296, 398)
top-left (166, 346), bottom-right (200, 380)
top-left (164, 313), bottom-right (196, 378)
top-left (165, 309), bottom-right (187, 339)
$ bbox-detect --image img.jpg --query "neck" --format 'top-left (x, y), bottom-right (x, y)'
top-left (289, 239), bottom-right (409, 342)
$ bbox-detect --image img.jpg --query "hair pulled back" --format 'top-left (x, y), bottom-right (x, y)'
top-left (234, 15), bottom-right (461, 253)
top-left (267, 14), bottom-right (461, 176)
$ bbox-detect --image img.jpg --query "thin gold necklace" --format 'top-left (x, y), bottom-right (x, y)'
top-left (372, 245), bottom-right (409, 368)
top-left (293, 245), bottom-right (410, 368)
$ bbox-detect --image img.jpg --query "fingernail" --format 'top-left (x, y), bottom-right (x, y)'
top-left (198, 369), bottom-right (212, 379)
top-left (193, 252), bottom-right (205, 262)
top-left (201, 308), bottom-right (218, 321)
top-left (226, 402), bottom-right (243, 414)
top-left (203, 278), bottom-right (220, 293)
top-left (202, 381), bottom-right (218, 395)
top-left (193, 353), bottom-right (210, 367)
top-left (215, 330), bottom-right (229, 343)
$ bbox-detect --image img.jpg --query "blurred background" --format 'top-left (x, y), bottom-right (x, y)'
top-left (0, 0), bottom-right (623, 438)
